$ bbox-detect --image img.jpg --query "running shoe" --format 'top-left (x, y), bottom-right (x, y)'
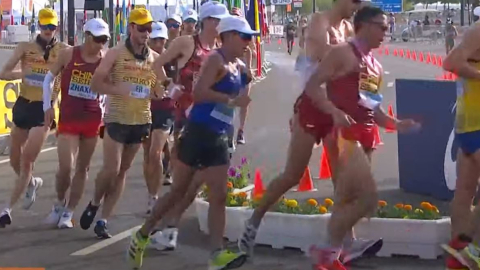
top-left (79, 201), bottom-right (99, 230)
top-left (58, 210), bottom-right (74, 229)
top-left (445, 237), bottom-right (469, 270)
top-left (309, 245), bottom-right (346, 270)
top-left (236, 130), bottom-right (246, 145)
top-left (127, 229), bottom-right (150, 269)
top-left (94, 220), bottom-right (112, 239)
top-left (45, 200), bottom-right (66, 225)
top-left (208, 249), bottom-right (247, 270)
top-left (150, 227), bottom-right (178, 251)
top-left (237, 220), bottom-right (258, 257)
top-left (443, 243), bottom-right (480, 270)
top-left (340, 238), bottom-right (383, 264)
top-left (0, 208), bottom-right (12, 228)
top-left (23, 177), bottom-right (43, 210)
top-left (162, 158), bottom-right (172, 186)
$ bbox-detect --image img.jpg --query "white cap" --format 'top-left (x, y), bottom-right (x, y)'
top-left (475, 6), bottom-right (480, 16)
top-left (199, 1), bottom-right (229, 20)
top-left (183, 9), bottom-right (198, 21)
top-left (84, 18), bottom-right (110, 37)
top-left (167, 14), bottom-right (182, 24)
top-left (151, 21), bottom-right (168, 39)
top-left (217, 15), bottom-right (259, 35)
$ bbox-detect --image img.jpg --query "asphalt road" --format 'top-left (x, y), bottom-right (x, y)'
top-left (0, 41), bottom-right (449, 270)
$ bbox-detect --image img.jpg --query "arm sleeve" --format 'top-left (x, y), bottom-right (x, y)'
top-left (42, 71), bottom-right (55, 111)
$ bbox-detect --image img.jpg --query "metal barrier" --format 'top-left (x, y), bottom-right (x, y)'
top-left (391, 23), bottom-right (445, 44)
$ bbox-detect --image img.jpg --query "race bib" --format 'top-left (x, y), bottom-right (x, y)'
top-left (456, 80), bottom-right (465, 97)
top-left (130, 83), bottom-right (151, 99)
top-left (210, 103), bottom-right (235, 124)
top-left (358, 72), bottom-right (382, 110)
top-left (68, 82), bottom-right (97, 100)
top-left (24, 73), bottom-right (46, 87)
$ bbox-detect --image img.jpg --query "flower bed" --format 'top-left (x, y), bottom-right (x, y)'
top-left (196, 196), bottom-right (451, 257)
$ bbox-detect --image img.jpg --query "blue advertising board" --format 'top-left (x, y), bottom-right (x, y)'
top-left (396, 79), bottom-right (457, 201)
top-left (371, 0), bottom-right (402, 13)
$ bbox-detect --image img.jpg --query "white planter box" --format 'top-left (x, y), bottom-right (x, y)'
top-left (254, 211), bottom-right (330, 252)
top-left (353, 217), bottom-right (451, 259)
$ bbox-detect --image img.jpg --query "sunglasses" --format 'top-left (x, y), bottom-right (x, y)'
top-left (238, 32), bottom-right (253, 41)
top-left (184, 18), bottom-right (197, 24)
top-left (91, 35), bottom-right (110, 44)
top-left (135, 24), bottom-right (152, 33)
top-left (352, 0), bottom-right (362, 3)
top-left (166, 23), bottom-right (181, 29)
top-left (40, 24), bottom-right (57, 31)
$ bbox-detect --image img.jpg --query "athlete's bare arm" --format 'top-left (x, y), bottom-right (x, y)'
top-left (374, 106), bottom-right (397, 130)
top-left (50, 47), bottom-right (73, 76)
top-left (90, 47), bottom-right (122, 95)
top-left (153, 35), bottom-right (194, 83)
top-left (444, 24), bottom-right (480, 80)
top-left (42, 47), bottom-right (74, 109)
top-left (304, 44), bottom-right (355, 115)
top-left (0, 42), bottom-right (27, 81)
top-left (305, 12), bottom-right (329, 61)
top-left (193, 53), bottom-right (231, 104)
top-left (150, 52), bottom-right (165, 99)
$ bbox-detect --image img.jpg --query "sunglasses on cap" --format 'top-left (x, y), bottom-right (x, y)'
top-left (40, 24), bottom-right (57, 31)
top-left (166, 23), bottom-right (181, 29)
top-left (238, 32), bottom-right (253, 41)
top-left (135, 24), bottom-right (153, 33)
top-left (184, 18), bottom-right (197, 24)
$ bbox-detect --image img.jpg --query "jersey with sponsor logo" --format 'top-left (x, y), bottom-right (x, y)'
top-left (104, 44), bottom-right (157, 125)
top-left (456, 60), bottom-right (480, 133)
top-left (21, 41), bottom-right (67, 101)
top-left (59, 46), bottom-right (103, 124)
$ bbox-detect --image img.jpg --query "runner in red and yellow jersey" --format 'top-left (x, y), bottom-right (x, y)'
top-left (42, 18), bottom-right (109, 229)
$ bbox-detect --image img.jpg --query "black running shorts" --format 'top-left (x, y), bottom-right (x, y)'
top-left (177, 121), bottom-right (230, 169)
top-left (151, 108), bottom-right (175, 131)
top-left (13, 96), bottom-right (47, 130)
top-left (105, 122), bottom-right (150, 145)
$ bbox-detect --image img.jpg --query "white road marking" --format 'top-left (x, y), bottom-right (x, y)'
top-left (387, 82), bottom-right (394, 88)
top-left (71, 225), bottom-right (141, 256)
top-left (0, 146), bottom-right (57, 164)
top-left (384, 71), bottom-right (390, 75)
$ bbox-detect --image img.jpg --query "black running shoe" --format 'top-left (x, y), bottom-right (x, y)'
top-left (94, 220), bottom-right (112, 239)
top-left (0, 210), bottom-right (12, 228)
top-left (80, 201), bottom-right (99, 230)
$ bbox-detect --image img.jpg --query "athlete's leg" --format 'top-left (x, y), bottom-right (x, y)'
top-left (145, 129), bottom-right (170, 203)
top-left (9, 126), bottom-right (49, 209)
top-left (79, 129), bottom-right (122, 231)
top-left (9, 125), bottom-right (29, 175)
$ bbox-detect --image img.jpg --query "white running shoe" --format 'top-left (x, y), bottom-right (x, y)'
top-left (340, 238), bottom-right (383, 264)
top-left (44, 200), bottom-right (66, 225)
top-left (23, 177), bottom-right (43, 210)
top-left (57, 210), bottom-right (74, 229)
top-left (150, 228), bottom-right (178, 251)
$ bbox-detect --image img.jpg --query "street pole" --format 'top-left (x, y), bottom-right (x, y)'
top-left (312, 0), bottom-right (315, 13)
top-left (109, 0), bottom-right (114, 47)
top-left (60, 0), bottom-right (64, 41)
top-left (461, 0), bottom-right (465, 26)
top-left (67, 0), bottom-right (74, 45)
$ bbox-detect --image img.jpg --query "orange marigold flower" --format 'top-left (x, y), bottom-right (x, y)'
top-left (307, 199), bottom-right (318, 207)
top-left (238, 192), bottom-right (248, 198)
top-left (227, 182), bottom-right (233, 189)
top-left (420, 202), bottom-right (433, 210)
top-left (432, 205), bottom-right (440, 213)
top-left (378, 200), bottom-right (387, 207)
top-left (324, 198), bottom-right (334, 207)
top-left (404, 205), bottom-right (413, 211)
top-left (395, 203), bottom-right (404, 209)
top-left (319, 206), bottom-right (328, 214)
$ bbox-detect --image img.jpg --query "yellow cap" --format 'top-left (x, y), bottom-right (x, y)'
top-left (38, 8), bottom-right (58, 26)
top-left (128, 8), bottom-right (153, 25)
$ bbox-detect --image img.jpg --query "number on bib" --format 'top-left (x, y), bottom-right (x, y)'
top-left (130, 84), bottom-right (151, 99)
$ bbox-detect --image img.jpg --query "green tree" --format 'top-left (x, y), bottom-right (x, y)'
top-left (300, 0), bottom-right (332, 13)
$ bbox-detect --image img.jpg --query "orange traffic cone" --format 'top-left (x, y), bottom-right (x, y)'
top-left (419, 52), bottom-right (424, 62)
top-left (437, 55), bottom-right (443, 67)
top-left (426, 52), bottom-right (431, 64)
top-left (385, 47), bottom-right (389, 55)
top-left (400, 49), bottom-right (404, 57)
top-left (373, 124), bottom-right (384, 146)
top-left (386, 105), bottom-right (395, 133)
top-left (298, 167), bottom-right (314, 192)
top-left (319, 147), bottom-right (332, 180)
top-left (252, 169), bottom-right (265, 198)
top-left (393, 49), bottom-right (398, 56)
top-left (406, 50), bottom-right (411, 59)
top-left (432, 54), bottom-right (437, 66)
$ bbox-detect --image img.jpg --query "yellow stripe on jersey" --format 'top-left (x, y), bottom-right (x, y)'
top-left (456, 61), bottom-right (480, 133)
